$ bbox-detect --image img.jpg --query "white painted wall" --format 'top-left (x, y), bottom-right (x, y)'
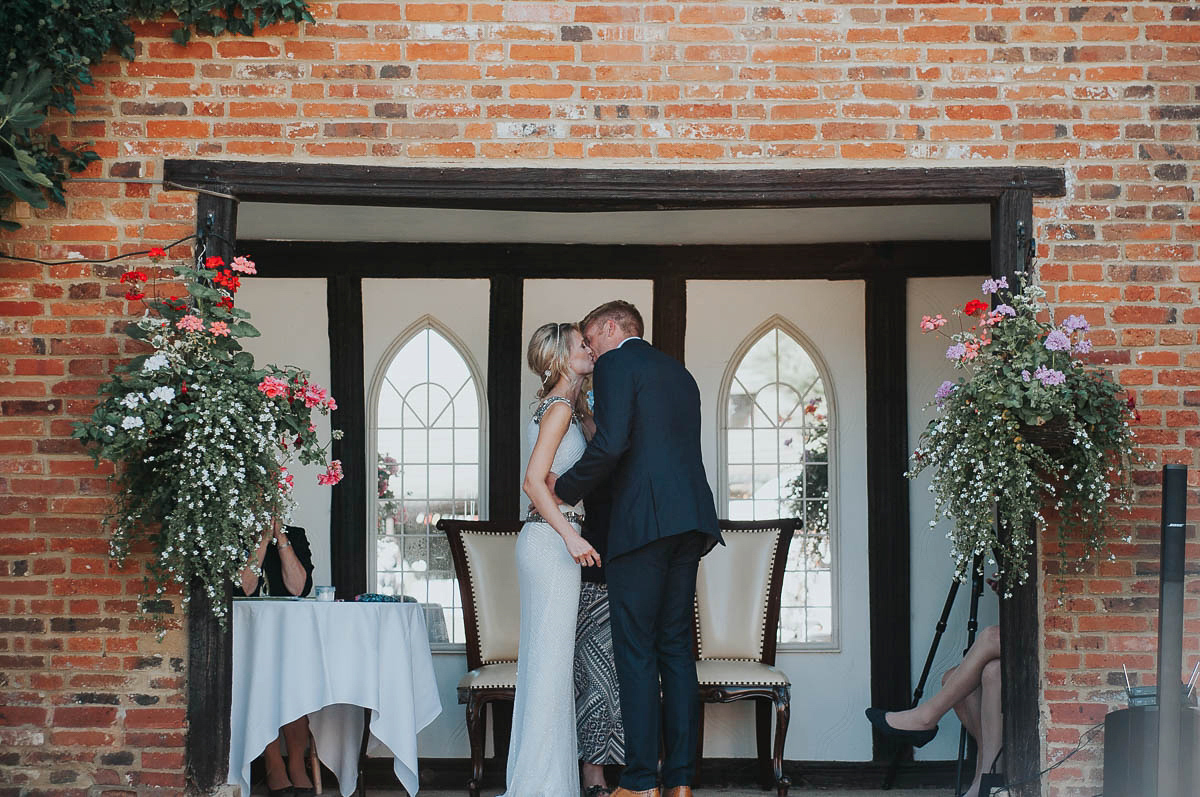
top-left (906, 277), bottom-right (1001, 761)
top-left (236, 278), bottom-right (334, 589)
top-left (687, 280), bottom-right (871, 761)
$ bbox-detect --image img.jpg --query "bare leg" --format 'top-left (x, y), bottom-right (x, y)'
top-left (887, 625), bottom-right (1001, 732)
top-left (263, 735), bottom-right (292, 791)
top-left (282, 715), bottom-right (314, 789)
top-left (581, 762), bottom-right (609, 793)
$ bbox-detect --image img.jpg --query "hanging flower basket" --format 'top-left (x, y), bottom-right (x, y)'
top-left (908, 275), bottom-right (1137, 594)
top-left (73, 246), bottom-right (344, 630)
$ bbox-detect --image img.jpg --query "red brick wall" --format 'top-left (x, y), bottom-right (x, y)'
top-left (1, 2), bottom-right (1197, 794)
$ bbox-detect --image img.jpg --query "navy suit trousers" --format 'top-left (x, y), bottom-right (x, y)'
top-left (606, 530), bottom-right (711, 790)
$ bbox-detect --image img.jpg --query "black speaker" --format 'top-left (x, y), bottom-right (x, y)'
top-left (1102, 705), bottom-right (1200, 796)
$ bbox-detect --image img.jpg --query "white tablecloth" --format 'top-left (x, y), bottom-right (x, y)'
top-left (230, 600), bottom-right (442, 796)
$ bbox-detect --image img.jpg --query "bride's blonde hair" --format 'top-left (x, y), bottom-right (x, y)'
top-left (527, 322), bottom-right (576, 399)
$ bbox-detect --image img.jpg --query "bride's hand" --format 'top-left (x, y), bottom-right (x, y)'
top-left (564, 534), bottom-right (601, 568)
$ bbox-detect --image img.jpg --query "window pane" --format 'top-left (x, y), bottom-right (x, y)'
top-left (723, 324), bottom-right (834, 647)
top-left (374, 324), bottom-right (482, 644)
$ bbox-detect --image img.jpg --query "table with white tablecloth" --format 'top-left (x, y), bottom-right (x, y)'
top-left (229, 600), bottom-right (442, 796)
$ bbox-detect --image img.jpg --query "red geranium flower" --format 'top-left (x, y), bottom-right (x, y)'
top-left (125, 290), bottom-right (145, 301)
top-left (120, 270), bottom-right (148, 284)
top-left (216, 296), bottom-right (234, 310)
top-left (205, 255), bottom-right (225, 270)
top-left (963, 299), bottom-right (989, 316)
top-left (148, 246), bottom-right (166, 259)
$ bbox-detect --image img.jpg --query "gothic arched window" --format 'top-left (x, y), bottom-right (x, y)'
top-left (372, 320), bottom-right (485, 645)
top-left (722, 320), bottom-right (835, 647)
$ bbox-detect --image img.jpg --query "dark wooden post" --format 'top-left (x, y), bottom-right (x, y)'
top-left (185, 191), bottom-right (237, 792)
top-left (865, 273), bottom-right (912, 760)
top-left (488, 275), bottom-right (523, 520)
top-left (992, 188), bottom-right (1041, 797)
top-left (652, 274), bottom-right (686, 362)
top-left (328, 275), bottom-right (367, 600)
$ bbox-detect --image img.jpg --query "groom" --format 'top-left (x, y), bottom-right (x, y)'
top-left (550, 300), bottom-right (722, 797)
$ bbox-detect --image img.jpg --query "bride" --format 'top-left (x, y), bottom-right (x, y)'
top-left (502, 322), bottom-right (603, 797)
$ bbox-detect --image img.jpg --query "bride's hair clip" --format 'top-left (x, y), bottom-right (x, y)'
top-left (543, 368), bottom-right (551, 379)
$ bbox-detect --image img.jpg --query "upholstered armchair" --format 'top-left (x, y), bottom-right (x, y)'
top-left (694, 518), bottom-right (799, 797)
top-left (437, 519), bottom-right (522, 797)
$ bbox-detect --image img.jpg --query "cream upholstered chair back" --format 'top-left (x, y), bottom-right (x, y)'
top-left (694, 519), bottom-right (798, 664)
top-left (438, 519), bottom-right (522, 670)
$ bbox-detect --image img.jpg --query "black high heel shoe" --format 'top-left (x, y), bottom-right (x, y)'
top-left (864, 707), bottom-right (938, 748)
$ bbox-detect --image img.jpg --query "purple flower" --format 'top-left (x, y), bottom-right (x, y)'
top-left (934, 380), bottom-right (957, 404)
top-left (1044, 329), bottom-right (1072, 352)
top-left (981, 276), bottom-right (1009, 295)
top-left (1062, 314), bottom-right (1089, 332)
top-left (1021, 369), bottom-right (1031, 382)
top-left (1074, 338), bottom-right (1092, 354)
top-left (946, 343), bottom-right (967, 360)
top-left (995, 303), bottom-right (1016, 317)
top-left (1034, 365), bottom-right (1066, 387)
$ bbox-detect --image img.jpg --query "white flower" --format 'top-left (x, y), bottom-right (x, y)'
top-left (149, 386), bottom-right (176, 403)
top-left (121, 393), bottom-right (146, 409)
top-left (143, 353), bottom-right (169, 372)
top-left (103, 425), bottom-right (115, 436)
top-left (121, 416), bottom-right (144, 430)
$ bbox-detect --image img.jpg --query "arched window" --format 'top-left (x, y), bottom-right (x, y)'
top-left (722, 320), bottom-right (834, 648)
top-left (372, 320), bottom-right (485, 645)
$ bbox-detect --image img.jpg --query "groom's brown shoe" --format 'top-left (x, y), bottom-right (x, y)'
top-left (665, 788), bottom-right (693, 797)
top-left (610, 788), bottom-right (660, 797)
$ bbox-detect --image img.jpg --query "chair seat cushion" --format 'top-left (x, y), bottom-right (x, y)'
top-left (459, 662), bottom-right (518, 690)
top-left (696, 659), bottom-right (790, 686)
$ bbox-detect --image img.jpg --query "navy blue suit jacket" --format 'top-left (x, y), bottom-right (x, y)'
top-left (555, 338), bottom-right (722, 561)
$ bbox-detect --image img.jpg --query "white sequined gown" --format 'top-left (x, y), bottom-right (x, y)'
top-left (501, 397), bottom-right (587, 797)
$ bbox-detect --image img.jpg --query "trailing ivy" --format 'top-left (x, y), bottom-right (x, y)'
top-left (0, 0), bottom-right (313, 229)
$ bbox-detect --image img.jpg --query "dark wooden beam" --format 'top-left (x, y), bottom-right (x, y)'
top-left (652, 275), bottom-right (686, 362)
top-left (328, 276), bottom-right (367, 600)
top-left (865, 273), bottom-right (912, 761)
top-left (238, 240), bottom-right (991, 281)
top-left (165, 161), bottom-right (1066, 209)
top-left (992, 189), bottom-right (1041, 797)
top-left (487, 275), bottom-right (523, 520)
top-left (185, 191), bottom-right (237, 793)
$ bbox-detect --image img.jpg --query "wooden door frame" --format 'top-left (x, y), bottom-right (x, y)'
top-left (166, 161), bottom-right (1062, 796)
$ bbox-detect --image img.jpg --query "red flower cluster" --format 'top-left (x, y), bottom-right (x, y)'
top-left (120, 270), bottom-right (148, 301)
top-left (148, 246), bottom-right (166, 259)
top-left (212, 270), bottom-right (241, 293)
top-left (963, 299), bottom-right (989, 316)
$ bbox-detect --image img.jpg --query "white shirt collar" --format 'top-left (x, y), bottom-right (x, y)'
top-left (617, 336), bottom-right (642, 349)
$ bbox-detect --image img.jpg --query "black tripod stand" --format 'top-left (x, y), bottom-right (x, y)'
top-left (882, 554), bottom-right (986, 793)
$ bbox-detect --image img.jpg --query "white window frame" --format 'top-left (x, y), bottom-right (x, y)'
top-left (717, 314), bottom-right (841, 652)
top-left (366, 314), bottom-right (488, 651)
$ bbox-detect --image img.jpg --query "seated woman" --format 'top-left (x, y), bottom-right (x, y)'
top-left (866, 624), bottom-right (1002, 797)
top-left (239, 520), bottom-right (316, 797)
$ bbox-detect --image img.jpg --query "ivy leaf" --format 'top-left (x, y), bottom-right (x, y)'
top-left (186, 282), bottom-right (220, 301)
top-left (230, 321), bottom-right (261, 338)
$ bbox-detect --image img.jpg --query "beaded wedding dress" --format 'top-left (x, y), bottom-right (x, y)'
top-left (501, 396), bottom-right (587, 797)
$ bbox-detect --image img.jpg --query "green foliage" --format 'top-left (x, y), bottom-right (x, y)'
top-left (73, 252), bottom-right (339, 630)
top-left (0, 0), bottom-right (313, 228)
top-left (907, 276), bottom-right (1137, 594)
top-left (124, 0), bottom-right (312, 44)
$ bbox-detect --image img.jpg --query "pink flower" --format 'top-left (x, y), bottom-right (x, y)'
top-left (919, 314), bottom-right (948, 332)
top-left (962, 341), bottom-right (981, 361)
top-left (176, 314), bottom-right (205, 332)
top-left (308, 423), bottom-right (317, 433)
top-left (317, 460), bottom-right (344, 486)
top-left (279, 467), bottom-right (294, 490)
top-left (209, 321), bottom-right (231, 337)
top-left (230, 256), bottom-right (257, 275)
top-left (301, 382), bottom-right (330, 409)
top-left (258, 375), bottom-right (290, 399)
top-left (324, 396), bottom-right (337, 411)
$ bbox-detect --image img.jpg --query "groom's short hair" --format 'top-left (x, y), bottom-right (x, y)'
top-left (581, 300), bottom-right (644, 338)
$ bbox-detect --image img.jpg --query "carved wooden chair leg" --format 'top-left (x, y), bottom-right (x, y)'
top-left (465, 695), bottom-right (485, 797)
top-left (772, 686), bottom-right (791, 797)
